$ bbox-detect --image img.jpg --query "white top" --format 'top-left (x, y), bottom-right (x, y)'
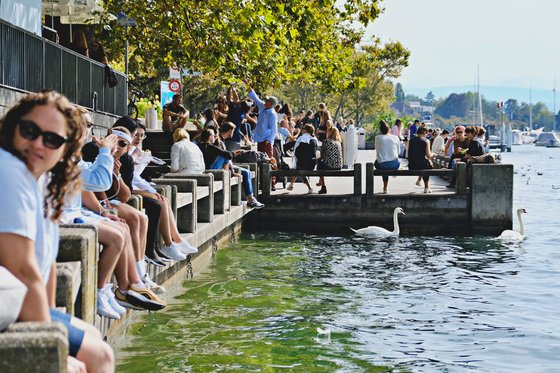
top-left (390, 125), bottom-right (401, 137)
top-left (375, 134), bottom-right (400, 163)
top-left (0, 148), bottom-right (59, 282)
top-left (431, 135), bottom-right (445, 154)
top-left (170, 139), bottom-right (206, 174)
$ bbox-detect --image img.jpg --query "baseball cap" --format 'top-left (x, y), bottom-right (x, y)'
top-left (266, 96), bottom-right (279, 105)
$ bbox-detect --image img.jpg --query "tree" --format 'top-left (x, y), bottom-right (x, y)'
top-left (504, 98), bottom-right (519, 121)
top-left (424, 91), bottom-right (435, 106)
top-left (435, 92), bottom-right (475, 119)
top-left (395, 83), bottom-right (405, 102)
top-left (98, 0), bottom-right (384, 92)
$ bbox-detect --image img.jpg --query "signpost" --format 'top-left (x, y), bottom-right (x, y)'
top-left (168, 79), bottom-right (181, 93)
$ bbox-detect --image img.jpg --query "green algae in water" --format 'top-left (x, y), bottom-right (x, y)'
top-left (117, 233), bottom-right (390, 372)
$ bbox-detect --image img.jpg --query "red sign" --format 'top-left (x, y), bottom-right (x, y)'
top-left (168, 79), bottom-right (181, 93)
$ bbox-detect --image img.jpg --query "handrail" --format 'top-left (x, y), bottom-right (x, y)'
top-left (0, 18), bottom-right (127, 116)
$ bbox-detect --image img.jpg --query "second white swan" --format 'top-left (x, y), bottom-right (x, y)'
top-left (350, 207), bottom-right (405, 238)
top-left (497, 208), bottom-right (527, 241)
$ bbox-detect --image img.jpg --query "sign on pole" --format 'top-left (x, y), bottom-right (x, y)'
top-left (169, 66), bottom-right (181, 80)
top-left (168, 79), bottom-right (181, 93)
top-left (160, 81), bottom-right (175, 109)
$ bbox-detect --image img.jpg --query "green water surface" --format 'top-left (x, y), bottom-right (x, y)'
top-left (117, 233), bottom-right (389, 372)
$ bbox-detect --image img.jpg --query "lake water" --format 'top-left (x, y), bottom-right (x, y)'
top-left (117, 146), bottom-right (560, 372)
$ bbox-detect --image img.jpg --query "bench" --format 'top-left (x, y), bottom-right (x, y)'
top-left (364, 162), bottom-right (467, 195)
top-left (262, 162), bottom-right (363, 196)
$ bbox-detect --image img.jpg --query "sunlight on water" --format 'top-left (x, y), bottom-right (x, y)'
top-left (117, 147), bottom-right (560, 372)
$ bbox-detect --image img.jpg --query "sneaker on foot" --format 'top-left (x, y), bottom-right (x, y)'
top-left (128, 283), bottom-right (166, 311)
top-left (248, 199), bottom-right (265, 209)
top-left (145, 256), bottom-right (166, 267)
top-left (287, 182), bottom-right (294, 191)
top-left (178, 241), bottom-right (198, 255)
top-left (160, 243), bottom-right (187, 261)
top-left (424, 187), bottom-right (432, 194)
top-left (97, 290), bottom-right (120, 319)
top-left (381, 189), bottom-right (388, 194)
top-left (143, 273), bottom-right (166, 295)
top-left (104, 284), bottom-right (126, 316)
top-left (114, 288), bottom-right (143, 311)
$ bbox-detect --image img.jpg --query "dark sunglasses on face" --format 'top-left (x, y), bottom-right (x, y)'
top-left (456, 131), bottom-right (463, 134)
top-left (117, 140), bottom-right (129, 148)
top-left (18, 120), bottom-right (68, 149)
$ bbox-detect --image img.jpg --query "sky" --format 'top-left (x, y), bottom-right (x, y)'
top-left (366, 0), bottom-right (560, 92)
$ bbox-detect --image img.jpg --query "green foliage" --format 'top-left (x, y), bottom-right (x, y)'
top-left (395, 82), bottom-right (405, 102)
top-left (135, 97), bottom-right (162, 119)
top-left (98, 0), bottom-right (384, 92)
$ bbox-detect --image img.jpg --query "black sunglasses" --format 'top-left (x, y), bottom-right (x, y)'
top-left (117, 140), bottom-right (129, 148)
top-left (18, 120), bottom-right (68, 149)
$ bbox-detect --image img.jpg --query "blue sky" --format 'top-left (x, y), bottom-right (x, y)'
top-left (366, 0), bottom-right (560, 92)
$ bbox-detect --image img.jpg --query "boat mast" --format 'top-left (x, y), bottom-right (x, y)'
top-left (529, 86), bottom-right (533, 130)
top-left (477, 64), bottom-right (483, 126)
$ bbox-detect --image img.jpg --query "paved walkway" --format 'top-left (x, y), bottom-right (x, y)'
top-left (270, 149), bottom-right (454, 196)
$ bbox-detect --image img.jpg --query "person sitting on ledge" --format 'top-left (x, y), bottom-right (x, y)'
top-left (408, 126), bottom-right (434, 194)
top-left (162, 94), bottom-right (189, 133)
top-left (316, 126), bottom-right (343, 194)
top-left (287, 124), bottom-right (317, 194)
top-left (374, 120), bottom-right (401, 194)
top-left (0, 91), bottom-right (114, 372)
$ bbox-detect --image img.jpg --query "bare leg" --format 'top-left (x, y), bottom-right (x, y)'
top-left (72, 317), bottom-right (114, 373)
top-left (96, 221), bottom-right (125, 289)
top-left (115, 203), bottom-right (148, 260)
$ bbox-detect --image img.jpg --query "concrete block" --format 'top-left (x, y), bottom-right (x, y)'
top-left (163, 173), bottom-right (214, 223)
top-left (206, 170), bottom-right (231, 214)
top-left (0, 322), bottom-right (68, 373)
top-left (353, 163), bottom-right (362, 196)
top-left (58, 225), bottom-right (98, 324)
top-left (55, 262), bottom-right (81, 317)
top-left (365, 162), bottom-right (374, 196)
top-left (470, 164), bottom-right (513, 233)
top-left (153, 179), bottom-right (197, 233)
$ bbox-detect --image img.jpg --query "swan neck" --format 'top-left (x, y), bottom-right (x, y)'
top-left (393, 210), bottom-right (400, 234)
top-left (517, 210), bottom-right (525, 236)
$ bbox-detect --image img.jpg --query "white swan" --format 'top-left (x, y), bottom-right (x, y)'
top-left (350, 207), bottom-right (405, 238)
top-left (498, 208), bottom-right (527, 241)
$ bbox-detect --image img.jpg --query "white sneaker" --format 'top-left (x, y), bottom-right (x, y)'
top-left (103, 284), bottom-right (126, 316)
top-left (160, 243), bottom-right (187, 261)
top-left (178, 241), bottom-right (198, 255)
top-left (424, 187), bottom-right (432, 194)
top-left (143, 273), bottom-right (166, 295)
top-left (381, 189), bottom-right (388, 194)
top-left (415, 179), bottom-right (422, 187)
top-left (287, 182), bottom-right (294, 191)
top-left (248, 199), bottom-right (265, 209)
top-left (97, 289), bottom-right (120, 319)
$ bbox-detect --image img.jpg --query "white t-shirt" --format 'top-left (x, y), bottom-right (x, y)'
top-left (0, 148), bottom-right (59, 283)
top-left (375, 134), bottom-right (400, 163)
top-left (170, 139), bottom-right (206, 174)
top-left (431, 135), bottom-right (445, 154)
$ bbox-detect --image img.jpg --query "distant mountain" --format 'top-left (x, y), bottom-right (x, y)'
top-left (406, 85), bottom-right (557, 112)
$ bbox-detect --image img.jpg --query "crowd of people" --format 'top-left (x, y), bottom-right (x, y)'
top-left (164, 83), bottom-right (346, 195)
top-left (375, 118), bottom-right (489, 194)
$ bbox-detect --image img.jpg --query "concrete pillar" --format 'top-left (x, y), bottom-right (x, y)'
top-left (470, 164), bottom-right (513, 233)
top-left (353, 163), bottom-right (362, 196)
top-left (365, 162), bottom-right (374, 196)
top-left (261, 162), bottom-right (271, 197)
top-left (456, 162), bottom-right (467, 194)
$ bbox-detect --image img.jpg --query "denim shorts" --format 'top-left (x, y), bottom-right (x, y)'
top-left (50, 308), bottom-right (85, 357)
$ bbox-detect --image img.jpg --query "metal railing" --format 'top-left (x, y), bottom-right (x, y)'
top-left (0, 19), bottom-right (127, 116)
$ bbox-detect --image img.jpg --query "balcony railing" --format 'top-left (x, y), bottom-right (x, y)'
top-left (0, 19), bottom-right (127, 116)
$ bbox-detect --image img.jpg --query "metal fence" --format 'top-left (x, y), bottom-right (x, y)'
top-left (0, 19), bottom-right (127, 116)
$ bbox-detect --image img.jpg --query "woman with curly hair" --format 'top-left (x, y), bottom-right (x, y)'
top-left (0, 91), bottom-right (114, 372)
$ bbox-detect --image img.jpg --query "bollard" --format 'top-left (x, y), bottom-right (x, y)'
top-left (353, 163), bottom-right (362, 196)
top-left (365, 162), bottom-right (374, 196)
top-left (261, 162), bottom-right (271, 197)
top-left (456, 162), bottom-right (467, 194)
